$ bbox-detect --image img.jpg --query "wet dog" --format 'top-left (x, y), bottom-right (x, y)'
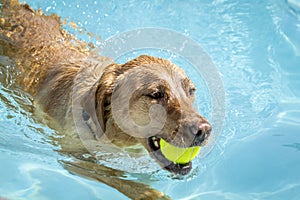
top-left (0, 0), bottom-right (211, 199)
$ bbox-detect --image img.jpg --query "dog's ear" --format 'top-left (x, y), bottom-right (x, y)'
top-left (94, 81), bottom-right (114, 133)
top-left (80, 65), bottom-right (116, 139)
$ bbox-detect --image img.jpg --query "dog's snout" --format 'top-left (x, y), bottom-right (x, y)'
top-left (193, 122), bottom-right (211, 146)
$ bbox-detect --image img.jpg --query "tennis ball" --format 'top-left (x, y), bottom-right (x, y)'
top-left (160, 138), bottom-right (200, 164)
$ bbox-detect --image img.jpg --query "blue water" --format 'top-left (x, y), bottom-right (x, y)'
top-left (1, 0), bottom-right (300, 199)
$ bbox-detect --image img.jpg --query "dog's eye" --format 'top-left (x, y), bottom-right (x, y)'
top-left (146, 91), bottom-right (165, 99)
top-left (189, 88), bottom-right (196, 96)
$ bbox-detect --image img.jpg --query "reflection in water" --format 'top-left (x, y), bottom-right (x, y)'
top-left (283, 143), bottom-right (300, 151)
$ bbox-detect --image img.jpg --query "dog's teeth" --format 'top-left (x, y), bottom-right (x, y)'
top-left (154, 140), bottom-right (159, 148)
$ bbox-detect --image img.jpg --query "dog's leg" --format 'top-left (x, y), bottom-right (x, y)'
top-left (61, 159), bottom-right (170, 200)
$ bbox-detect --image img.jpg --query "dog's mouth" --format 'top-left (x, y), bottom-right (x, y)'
top-left (148, 136), bottom-right (193, 175)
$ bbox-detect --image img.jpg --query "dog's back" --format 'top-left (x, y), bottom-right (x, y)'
top-left (0, 0), bottom-right (88, 96)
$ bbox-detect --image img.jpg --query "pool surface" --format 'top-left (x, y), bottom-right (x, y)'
top-left (1, 0), bottom-right (300, 199)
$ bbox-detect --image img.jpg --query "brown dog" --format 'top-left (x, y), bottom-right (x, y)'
top-left (0, 0), bottom-right (211, 199)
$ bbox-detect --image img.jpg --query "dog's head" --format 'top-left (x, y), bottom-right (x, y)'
top-left (88, 55), bottom-right (211, 175)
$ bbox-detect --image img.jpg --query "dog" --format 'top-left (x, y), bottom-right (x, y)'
top-left (0, 0), bottom-right (211, 199)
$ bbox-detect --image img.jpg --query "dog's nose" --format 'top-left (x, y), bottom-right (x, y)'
top-left (194, 122), bottom-right (211, 145)
top-left (197, 123), bottom-right (211, 136)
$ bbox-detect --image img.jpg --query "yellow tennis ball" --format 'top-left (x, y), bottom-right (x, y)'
top-left (160, 138), bottom-right (201, 164)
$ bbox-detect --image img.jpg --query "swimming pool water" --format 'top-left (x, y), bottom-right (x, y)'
top-left (1, 0), bottom-right (300, 199)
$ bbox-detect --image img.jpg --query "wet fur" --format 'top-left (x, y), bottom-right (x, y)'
top-left (0, 1), bottom-right (211, 199)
